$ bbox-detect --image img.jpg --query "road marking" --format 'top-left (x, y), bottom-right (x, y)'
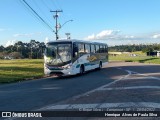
top-left (98, 86), bottom-right (160, 91)
top-left (39, 67), bottom-right (160, 111)
top-left (72, 69), bottom-right (132, 100)
top-left (40, 102), bottom-right (160, 110)
top-left (131, 71), bottom-right (160, 81)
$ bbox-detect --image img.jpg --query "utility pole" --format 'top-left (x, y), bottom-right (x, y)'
top-left (50, 10), bottom-right (63, 40)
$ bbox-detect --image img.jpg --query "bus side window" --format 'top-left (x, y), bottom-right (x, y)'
top-left (73, 43), bottom-right (78, 58)
top-left (85, 44), bottom-right (90, 53)
top-left (102, 45), bottom-right (105, 53)
top-left (103, 45), bottom-right (106, 53)
top-left (105, 45), bottom-right (108, 53)
top-left (100, 45), bottom-right (103, 53)
top-left (78, 43), bottom-right (85, 56)
top-left (96, 45), bottom-right (100, 53)
top-left (91, 44), bottom-right (95, 53)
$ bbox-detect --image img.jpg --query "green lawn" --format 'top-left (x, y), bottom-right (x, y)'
top-left (0, 55), bottom-right (160, 83)
top-left (109, 55), bottom-right (160, 64)
top-left (0, 59), bottom-right (44, 83)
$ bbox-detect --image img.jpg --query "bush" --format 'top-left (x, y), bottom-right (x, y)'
top-left (9, 52), bottom-right (23, 59)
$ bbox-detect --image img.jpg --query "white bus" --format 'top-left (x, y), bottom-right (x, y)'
top-left (44, 39), bottom-right (108, 77)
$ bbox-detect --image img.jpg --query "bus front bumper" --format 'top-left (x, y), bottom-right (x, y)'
top-left (44, 68), bottom-right (74, 77)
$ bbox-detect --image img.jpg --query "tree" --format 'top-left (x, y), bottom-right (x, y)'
top-left (0, 45), bottom-right (4, 52)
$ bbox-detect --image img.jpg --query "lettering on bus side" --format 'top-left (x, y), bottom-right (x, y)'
top-left (87, 55), bottom-right (97, 62)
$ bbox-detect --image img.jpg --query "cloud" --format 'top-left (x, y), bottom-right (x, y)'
top-left (84, 29), bottom-right (160, 46)
top-left (13, 32), bottom-right (42, 37)
top-left (5, 40), bottom-right (16, 47)
top-left (85, 30), bottom-right (120, 40)
top-left (97, 30), bottom-right (120, 39)
top-left (152, 34), bottom-right (160, 39)
top-left (124, 35), bottom-right (135, 39)
top-left (84, 30), bottom-right (137, 41)
top-left (44, 37), bottom-right (50, 44)
top-left (86, 34), bottom-right (95, 40)
top-left (13, 33), bottom-right (32, 37)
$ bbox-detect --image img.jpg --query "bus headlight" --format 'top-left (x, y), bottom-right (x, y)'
top-left (65, 63), bottom-right (72, 69)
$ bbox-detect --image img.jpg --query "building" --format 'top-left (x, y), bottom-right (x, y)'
top-left (147, 51), bottom-right (160, 57)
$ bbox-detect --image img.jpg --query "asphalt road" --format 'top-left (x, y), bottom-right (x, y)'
top-left (0, 61), bottom-right (160, 120)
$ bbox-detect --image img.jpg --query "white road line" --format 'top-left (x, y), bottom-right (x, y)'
top-left (98, 86), bottom-right (160, 91)
top-left (123, 77), bottom-right (151, 80)
top-left (72, 69), bottom-right (132, 99)
top-left (39, 68), bottom-right (160, 111)
top-left (40, 102), bottom-right (160, 110)
top-left (128, 71), bottom-right (160, 81)
top-left (39, 70), bottom-right (132, 111)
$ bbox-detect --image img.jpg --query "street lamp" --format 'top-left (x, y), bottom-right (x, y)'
top-left (59, 20), bottom-right (73, 31)
top-left (55, 20), bottom-right (73, 40)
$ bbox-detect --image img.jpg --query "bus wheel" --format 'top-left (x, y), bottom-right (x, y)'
top-left (80, 65), bottom-right (84, 74)
top-left (98, 62), bottom-right (102, 70)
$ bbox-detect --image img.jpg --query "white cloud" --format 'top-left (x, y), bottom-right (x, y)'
top-left (13, 32), bottom-right (42, 37)
top-left (86, 34), bottom-right (95, 40)
top-left (84, 29), bottom-right (160, 46)
top-left (84, 30), bottom-right (137, 41)
top-left (13, 33), bottom-right (32, 37)
top-left (85, 30), bottom-right (121, 40)
top-left (45, 37), bottom-right (50, 44)
top-left (5, 40), bottom-right (16, 47)
top-left (124, 35), bottom-right (135, 39)
top-left (152, 34), bottom-right (160, 39)
top-left (97, 30), bottom-right (120, 39)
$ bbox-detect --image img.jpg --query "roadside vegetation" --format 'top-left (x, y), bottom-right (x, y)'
top-left (0, 59), bottom-right (44, 83)
top-left (0, 54), bottom-right (159, 83)
top-left (109, 44), bottom-right (160, 52)
top-left (109, 51), bottom-right (160, 64)
top-left (1, 40), bottom-right (160, 83)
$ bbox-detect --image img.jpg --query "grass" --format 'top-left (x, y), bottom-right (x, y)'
top-left (109, 55), bottom-right (160, 64)
top-left (0, 59), bottom-right (44, 83)
top-left (0, 53), bottom-right (160, 83)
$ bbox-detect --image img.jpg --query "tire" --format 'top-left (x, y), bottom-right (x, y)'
top-left (80, 65), bottom-right (84, 74)
top-left (98, 62), bottom-right (102, 70)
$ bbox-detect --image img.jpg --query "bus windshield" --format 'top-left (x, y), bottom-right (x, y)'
top-left (45, 43), bottom-right (72, 65)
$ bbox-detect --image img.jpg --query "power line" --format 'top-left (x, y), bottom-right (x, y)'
top-left (42, 0), bottom-right (51, 11)
top-left (32, 0), bottom-right (53, 25)
top-left (50, 0), bottom-right (59, 10)
top-left (19, 0), bottom-right (49, 31)
top-left (22, 0), bottom-right (54, 32)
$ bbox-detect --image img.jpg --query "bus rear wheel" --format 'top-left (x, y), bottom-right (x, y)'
top-left (80, 65), bottom-right (84, 74)
top-left (98, 62), bottom-right (102, 70)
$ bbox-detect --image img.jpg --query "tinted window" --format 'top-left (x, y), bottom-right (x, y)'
top-left (102, 45), bottom-right (105, 53)
top-left (78, 43), bottom-right (85, 53)
top-left (100, 45), bottom-right (103, 53)
top-left (85, 44), bottom-right (90, 53)
top-left (105, 45), bottom-right (108, 52)
top-left (91, 44), bottom-right (95, 53)
top-left (96, 45), bottom-right (100, 53)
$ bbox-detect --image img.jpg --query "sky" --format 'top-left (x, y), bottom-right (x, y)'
top-left (1, 0), bottom-right (160, 47)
